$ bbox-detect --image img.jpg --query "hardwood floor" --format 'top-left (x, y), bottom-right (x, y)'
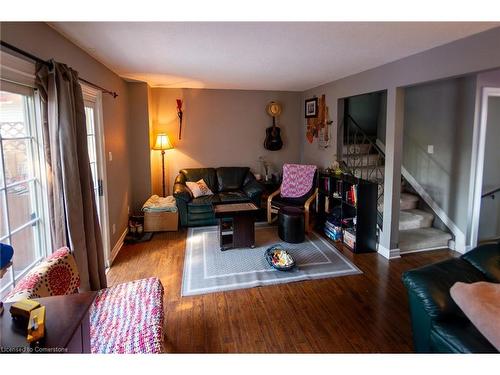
top-left (106, 229), bottom-right (455, 353)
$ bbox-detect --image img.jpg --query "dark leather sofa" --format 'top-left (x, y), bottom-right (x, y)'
top-left (173, 167), bottom-right (264, 227)
top-left (401, 242), bottom-right (499, 353)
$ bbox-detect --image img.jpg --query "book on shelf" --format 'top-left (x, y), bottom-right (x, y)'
top-left (324, 220), bottom-right (336, 228)
top-left (341, 217), bottom-right (356, 228)
top-left (343, 228), bottom-right (356, 249)
top-left (336, 181), bottom-right (342, 197)
top-left (324, 226), bottom-right (342, 241)
top-left (345, 184), bottom-right (357, 206)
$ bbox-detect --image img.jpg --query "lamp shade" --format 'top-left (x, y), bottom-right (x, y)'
top-left (153, 133), bottom-right (174, 150)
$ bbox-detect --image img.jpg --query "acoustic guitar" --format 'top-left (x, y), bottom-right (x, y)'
top-left (264, 101), bottom-right (283, 151)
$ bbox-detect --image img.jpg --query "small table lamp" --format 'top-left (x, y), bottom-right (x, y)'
top-left (153, 133), bottom-right (174, 197)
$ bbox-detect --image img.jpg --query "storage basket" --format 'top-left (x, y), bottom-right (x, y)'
top-left (144, 211), bottom-right (178, 232)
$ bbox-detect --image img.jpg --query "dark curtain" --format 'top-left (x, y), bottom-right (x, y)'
top-left (35, 60), bottom-right (107, 291)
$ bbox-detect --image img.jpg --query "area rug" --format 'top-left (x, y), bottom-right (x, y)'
top-left (181, 224), bottom-right (362, 296)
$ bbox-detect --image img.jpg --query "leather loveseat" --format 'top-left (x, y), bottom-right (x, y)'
top-left (173, 167), bottom-right (264, 227)
top-left (401, 242), bottom-right (499, 353)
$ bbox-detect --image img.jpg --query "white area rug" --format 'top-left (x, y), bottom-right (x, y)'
top-left (181, 224), bottom-right (362, 296)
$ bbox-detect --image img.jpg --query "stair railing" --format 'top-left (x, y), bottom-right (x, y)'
top-left (343, 114), bottom-right (386, 226)
top-left (482, 185), bottom-right (500, 199)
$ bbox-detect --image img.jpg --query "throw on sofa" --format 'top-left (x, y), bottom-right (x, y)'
top-left (173, 167), bottom-right (264, 227)
top-left (401, 242), bottom-right (500, 353)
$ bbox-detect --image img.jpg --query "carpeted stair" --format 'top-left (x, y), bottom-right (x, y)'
top-left (343, 141), bottom-right (452, 253)
top-left (397, 192), bottom-right (452, 253)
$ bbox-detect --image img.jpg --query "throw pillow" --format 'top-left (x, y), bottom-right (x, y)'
top-left (450, 281), bottom-right (500, 350)
top-left (186, 179), bottom-right (214, 198)
top-left (5, 247), bottom-right (80, 302)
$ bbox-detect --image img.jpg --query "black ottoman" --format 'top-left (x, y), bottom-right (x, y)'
top-left (278, 206), bottom-right (305, 243)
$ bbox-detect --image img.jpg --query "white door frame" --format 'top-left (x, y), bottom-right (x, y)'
top-left (469, 86), bottom-right (500, 249)
top-left (82, 85), bottom-right (111, 267)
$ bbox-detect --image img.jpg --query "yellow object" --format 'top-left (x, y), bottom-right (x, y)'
top-left (266, 101), bottom-right (282, 117)
top-left (27, 306), bottom-right (46, 343)
top-left (10, 299), bottom-right (40, 319)
top-left (152, 133), bottom-right (174, 150)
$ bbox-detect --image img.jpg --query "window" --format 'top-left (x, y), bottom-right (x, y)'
top-left (83, 86), bottom-right (111, 267)
top-left (85, 104), bottom-right (101, 220)
top-left (0, 58), bottom-right (50, 298)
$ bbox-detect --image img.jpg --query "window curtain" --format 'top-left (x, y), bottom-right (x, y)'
top-left (35, 60), bottom-right (107, 291)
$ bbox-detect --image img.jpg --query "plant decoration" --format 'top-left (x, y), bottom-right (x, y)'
top-left (176, 99), bottom-right (183, 140)
top-left (258, 156), bottom-right (272, 181)
top-left (330, 157), bottom-right (343, 175)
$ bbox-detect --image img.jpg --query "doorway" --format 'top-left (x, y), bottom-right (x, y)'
top-left (82, 85), bottom-right (111, 267)
top-left (471, 87), bottom-right (500, 247)
top-left (478, 95), bottom-right (500, 242)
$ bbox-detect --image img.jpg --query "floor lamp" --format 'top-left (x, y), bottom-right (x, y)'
top-left (153, 133), bottom-right (174, 197)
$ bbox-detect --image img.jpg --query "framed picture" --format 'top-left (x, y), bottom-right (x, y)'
top-left (305, 97), bottom-right (318, 118)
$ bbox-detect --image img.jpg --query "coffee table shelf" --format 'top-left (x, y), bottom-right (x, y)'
top-left (213, 202), bottom-right (259, 251)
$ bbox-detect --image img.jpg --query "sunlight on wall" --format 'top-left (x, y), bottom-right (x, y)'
top-left (147, 87), bottom-right (302, 197)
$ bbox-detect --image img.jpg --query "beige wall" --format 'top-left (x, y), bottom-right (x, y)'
top-left (0, 22), bottom-right (131, 249)
top-left (147, 88), bottom-right (302, 197)
top-left (127, 82), bottom-right (151, 212)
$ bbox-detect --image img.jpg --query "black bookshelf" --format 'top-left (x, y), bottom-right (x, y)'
top-left (316, 171), bottom-right (377, 253)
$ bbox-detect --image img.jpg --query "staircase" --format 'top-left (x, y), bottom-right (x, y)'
top-left (342, 114), bottom-right (452, 253)
top-left (398, 194), bottom-right (452, 252)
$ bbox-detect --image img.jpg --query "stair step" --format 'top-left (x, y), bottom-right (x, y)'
top-left (400, 193), bottom-right (419, 210)
top-left (343, 153), bottom-right (381, 167)
top-left (399, 227), bottom-right (452, 252)
top-left (343, 143), bottom-right (372, 154)
top-left (399, 209), bottom-right (434, 230)
top-left (378, 192), bottom-right (418, 211)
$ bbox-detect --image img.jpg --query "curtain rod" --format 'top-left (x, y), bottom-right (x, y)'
top-left (0, 40), bottom-right (118, 99)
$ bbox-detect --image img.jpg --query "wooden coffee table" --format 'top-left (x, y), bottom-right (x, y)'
top-left (213, 202), bottom-right (260, 251)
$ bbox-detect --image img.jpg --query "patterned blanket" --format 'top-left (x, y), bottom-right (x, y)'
top-left (90, 277), bottom-right (165, 354)
top-left (280, 164), bottom-right (317, 198)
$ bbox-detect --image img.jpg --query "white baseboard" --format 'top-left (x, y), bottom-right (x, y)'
top-left (478, 236), bottom-right (500, 244)
top-left (109, 228), bottom-right (127, 266)
top-left (377, 243), bottom-right (401, 259)
top-left (400, 246), bottom-right (450, 255)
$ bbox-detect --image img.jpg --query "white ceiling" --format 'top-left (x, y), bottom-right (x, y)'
top-left (50, 22), bottom-right (499, 91)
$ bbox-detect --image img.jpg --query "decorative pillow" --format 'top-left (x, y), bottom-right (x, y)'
top-left (186, 179), bottom-right (214, 198)
top-left (5, 247), bottom-right (80, 302)
top-left (450, 281), bottom-right (500, 350)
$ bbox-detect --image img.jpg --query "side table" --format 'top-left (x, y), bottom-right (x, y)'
top-left (0, 292), bottom-right (96, 353)
top-left (259, 180), bottom-right (281, 221)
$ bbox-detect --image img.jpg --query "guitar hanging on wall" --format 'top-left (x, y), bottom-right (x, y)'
top-left (263, 101), bottom-right (283, 151)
